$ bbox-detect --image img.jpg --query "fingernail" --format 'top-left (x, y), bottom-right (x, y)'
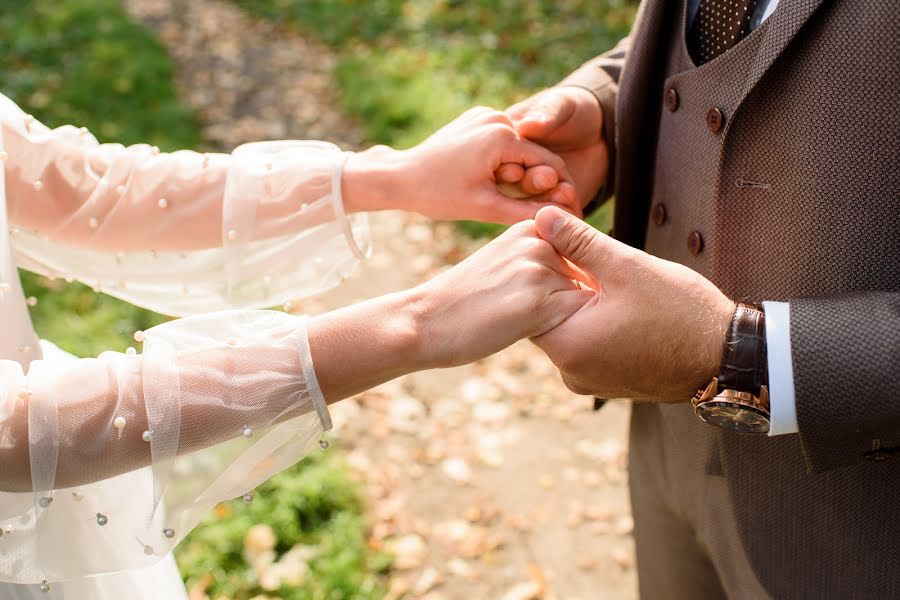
top-left (535, 174), bottom-right (552, 189)
top-left (549, 211), bottom-right (565, 235)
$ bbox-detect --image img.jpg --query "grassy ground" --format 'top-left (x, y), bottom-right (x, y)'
top-left (232, 0), bottom-right (637, 237)
top-left (2, 2), bottom-right (387, 597)
top-left (1, 0), bottom-right (197, 355)
top-left (176, 451), bottom-right (390, 600)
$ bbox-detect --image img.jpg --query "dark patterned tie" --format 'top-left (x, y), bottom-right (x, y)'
top-left (687, 0), bottom-right (760, 65)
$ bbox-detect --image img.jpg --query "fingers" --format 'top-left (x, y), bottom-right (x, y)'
top-left (495, 163), bottom-right (525, 184)
top-left (534, 205), bottom-right (613, 276)
top-left (501, 136), bottom-right (573, 185)
top-left (533, 182), bottom-right (581, 216)
top-left (485, 184), bottom-right (581, 225)
top-left (494, 178), bottom-right (578, 210)
top-left (496, 166), bottom-right (564, 201)
top-left (535, 288), bottom-right (596, 337)
top-left (543, 252), bottom-right (597, 290)
top-left (479, 196), bottom-right (564, 225)
top-left (459, 106), bottom-right (514, 128)
top-left (495, 164), bottom-right (558, 194)
top-left (519, 165), bottom-right (558, 194)
top-left (507, 91), bottom-right (575, 141)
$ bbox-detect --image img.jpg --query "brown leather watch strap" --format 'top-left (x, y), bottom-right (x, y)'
top-left (718, 303), bottom-right (768, 396)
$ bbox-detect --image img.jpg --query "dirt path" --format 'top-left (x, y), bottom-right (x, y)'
top-left (121, 1), bottom-right (637, 598)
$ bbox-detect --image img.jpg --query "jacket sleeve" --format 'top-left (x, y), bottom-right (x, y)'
top-left (789, 292), bottom-right (900, 472)
top-left (558, 35), bottom-right (630, 207)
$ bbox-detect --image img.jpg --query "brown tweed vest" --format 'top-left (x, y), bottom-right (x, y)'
top-left (564, 0), bottom-right (900, 597)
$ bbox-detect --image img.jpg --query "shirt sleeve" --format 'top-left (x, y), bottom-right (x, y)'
top-left (0, 93), bottom-right (370, 317)
top-left (763, 300), bottom-right (798, 435)
top-left (0, 310), bottom-right (332, 584)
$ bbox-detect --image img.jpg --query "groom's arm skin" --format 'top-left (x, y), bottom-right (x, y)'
top-left (529, 206), bottom-right (734, 401)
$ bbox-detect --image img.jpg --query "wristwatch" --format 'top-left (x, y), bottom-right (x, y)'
top-left (691, 303), bottom-right (770, 434)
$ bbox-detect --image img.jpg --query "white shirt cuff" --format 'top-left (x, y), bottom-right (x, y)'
top-left (763, 301), bottom-right (798, 435)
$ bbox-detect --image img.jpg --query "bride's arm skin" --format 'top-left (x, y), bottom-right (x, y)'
top-left (343, 107), bottom-right (580, 224)
top-left (0, 222), bottom-right (593, 492)
top-left (309, 220), bottom-right (593, 402)
top-left (2, 100), bottom-right (577, 253)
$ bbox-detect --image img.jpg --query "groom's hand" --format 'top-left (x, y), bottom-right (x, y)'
top-left (497, 87), bottom-right (609, 209)
top-left (530, 207), bottom-right (735, 401)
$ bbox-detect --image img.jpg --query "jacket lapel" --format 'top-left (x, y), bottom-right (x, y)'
top-left (613, 0), bottom-right (681, 248)
top-left (735, 0), bottom-right (831, 112)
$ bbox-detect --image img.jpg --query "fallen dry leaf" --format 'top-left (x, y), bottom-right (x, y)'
top-left (441, 457), bottom-right (473, 485)
top-left (500, 581), bottom-right (542, 600)
top-left (413, 567), bottom-right (443, 595)
top-left (387, 534), bottom-right (428, 570)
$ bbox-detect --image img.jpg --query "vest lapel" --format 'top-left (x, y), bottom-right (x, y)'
top-left (734, 0), bottom-right (831, 118)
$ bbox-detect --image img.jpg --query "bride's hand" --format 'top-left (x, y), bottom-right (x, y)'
top-left (342, 107), bottom-right (580, 224)
top-left (410, 219), bottom-right (594, 368)
top-left (308, 219), bottom-right (595, 402)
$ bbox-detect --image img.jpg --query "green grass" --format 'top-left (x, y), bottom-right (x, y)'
top-left (2, 2), bottom-right (387, 596)
top-left (177, 450), bottom-right (390, 600)
top-left (0, 0), bottom-right (203, 354)
top-left (233, 0), bottom-right (635, 237)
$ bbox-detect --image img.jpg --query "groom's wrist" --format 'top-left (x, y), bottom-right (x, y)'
top-left (342, 145), bottom-right (407, 214)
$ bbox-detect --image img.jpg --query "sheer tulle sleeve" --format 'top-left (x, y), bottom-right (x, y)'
top-left (0, 310), bottom-right (333, 584)
top-left (0, 93), bottom-right (370, 317)
top-left (0, 93), bottom-right (363, 586)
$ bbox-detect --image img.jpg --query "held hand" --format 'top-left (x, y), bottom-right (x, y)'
top-left (496, 87), bottom-right (609, 209)
top-left (342, 107), bottom-right (580, 224)
top-left (411, 220), bottom-right (595, 368)
top-left (529, 207), bottom-right (735, 401)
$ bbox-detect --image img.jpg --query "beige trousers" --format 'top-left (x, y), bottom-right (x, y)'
top-left (628, 403), bottom-right (771, 600)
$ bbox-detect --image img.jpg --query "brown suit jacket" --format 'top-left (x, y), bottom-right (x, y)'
top-left (562, 0), bottom-right (900, 597)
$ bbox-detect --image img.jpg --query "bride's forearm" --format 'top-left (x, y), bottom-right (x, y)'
top-left (307, 288), bottom-right (436, 403)
top-left (341, 145), bottom-right (410, 214)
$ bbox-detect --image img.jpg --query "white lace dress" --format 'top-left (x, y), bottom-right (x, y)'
top-left (0, 93), bottom-right (370, 598)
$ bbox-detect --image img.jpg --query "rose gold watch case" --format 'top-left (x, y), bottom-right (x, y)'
top-left (692, 379), bottom-right (770, 434)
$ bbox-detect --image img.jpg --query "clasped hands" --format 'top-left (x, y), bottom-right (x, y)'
top-left (346, 87), bottom-right (735, 402)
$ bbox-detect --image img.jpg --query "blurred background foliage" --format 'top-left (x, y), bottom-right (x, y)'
top-left (234, 0), bottom-right (635, 236)
top-left (176, 451), bottom-right (391, 600)
top-left (1, 0), bottom-right (635, 597)
top-left (0, 0), bottom-right (195, 355)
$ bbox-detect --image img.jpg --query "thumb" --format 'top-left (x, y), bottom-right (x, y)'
top-left (509, 93), bottom-right (574, 141)
top-left (534, 206), bottom-right (611, 277)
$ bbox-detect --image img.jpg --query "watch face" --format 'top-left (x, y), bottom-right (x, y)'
top-left (696, 401), bottom-right (770, 434)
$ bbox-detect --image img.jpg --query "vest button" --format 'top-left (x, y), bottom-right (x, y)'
top-left (652, 203), bottom-right (667, 225)
top-left (687, 231), bottom-right (704, 256)
top-left (865, 448), bottom-right (900, 462)
top-left (665, 88), bottom-right (679, 112)
top-left (706, 107), bottom-right (725, 133)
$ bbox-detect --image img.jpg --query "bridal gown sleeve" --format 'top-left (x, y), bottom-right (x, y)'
top-left (0, 93), bottom-right (370, 316)
top-left (0, 94), bottom-right (370, 585)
